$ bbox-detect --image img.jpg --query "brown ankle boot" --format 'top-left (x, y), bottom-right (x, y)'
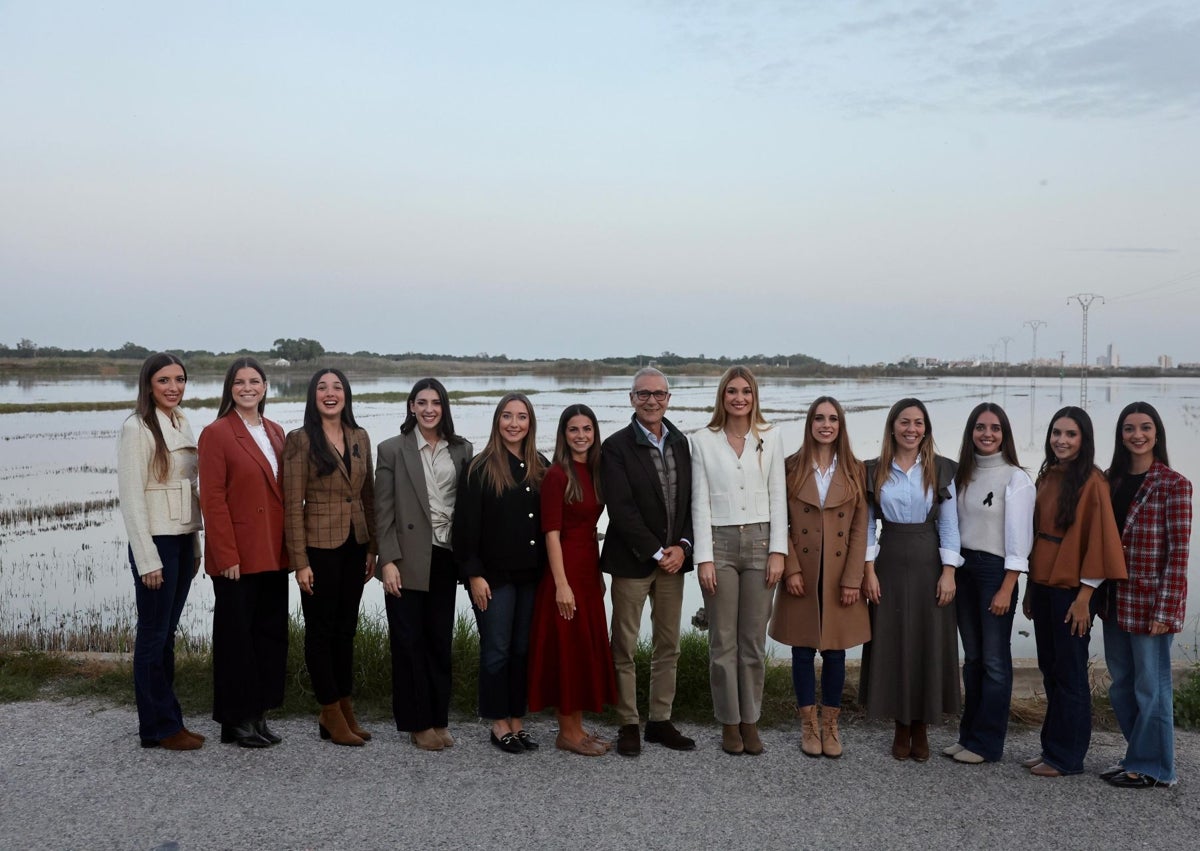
top-left (739, 722), bottom-right (764, 755)
top-left (820, 706), bottom-right (842, 758)
top-left (338, 697), bottom-right (372, 741)
top-left (319, 702), bottom-right (365, 747)
top-left (910, 721), bottom-right (929, 762)
top-left (721, 724), bottom-right (744, 755)
top-left (892, 721), bottom-right (911, 760)
top-left (798, 705), bottom-right (822, 757)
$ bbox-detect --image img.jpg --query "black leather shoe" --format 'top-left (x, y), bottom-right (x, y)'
top-left (254, 717), bottom-right (282, 745)
top-left (514, 730), bottom-right (538, 750)
top-left (643, 720), bottom-right (695, 751)
top-left (1099, 765), bottom-right (1125, 781)
top-left (490, 731), bottom-right (523, 754)
top-left (1106, 772), bottom-right (1171, 789)
top-left (221, 722), bottom-right (271, 749)
top-left (616, 724), bottom-right (641, 757)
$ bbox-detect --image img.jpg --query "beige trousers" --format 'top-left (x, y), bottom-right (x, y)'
top-left (610, 569), bottom-right (685, 726)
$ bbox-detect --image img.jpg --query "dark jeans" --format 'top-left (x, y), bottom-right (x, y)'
top-left (299, 538), bottom-right (367, 705)
top-left (385, 546), bottom-right (457, 731)
top-left (473, 580), bottom-right (537, 720)
top-left (1031, 582), bottom-right (1092, 774)
top-left (791, 647), bottom-right (846, 708)
top-left (955, 549), bottom-right (1017, 761)
top-left (130, 535), bottom-right (194, 742)
top-left (212, 570), bottom-right (288, 725)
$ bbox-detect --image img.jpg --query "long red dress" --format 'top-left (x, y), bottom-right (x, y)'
top-left (527, 462), bottom-right (617, 713)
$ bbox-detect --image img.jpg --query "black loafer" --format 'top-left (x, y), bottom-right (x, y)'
top-left (490, 731), bottom-right (523, 754)
top-left (221, 722), bottom-right (271, 749)
top-left (1099, 765), bottom-right (1125, 781)
top-left (254, 717), bottom-right (282, 745)
top-left (515, 730), bottom-right (539, 751)
top-left (1106, 772), bottom-right (1171, 789)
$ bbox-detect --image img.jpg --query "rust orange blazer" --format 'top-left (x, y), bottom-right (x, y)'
top-left (283, 426), bottom-right (377, 569)
top-left (199, 413), bottom-right (288, 575)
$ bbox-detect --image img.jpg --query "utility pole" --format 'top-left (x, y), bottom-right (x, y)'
top-left (1024, 319), bottom-right (1046, 378)
top-left (999, 336), bottom-right (1014, 380)
top-left (1067, 294), bottom-right (1103, 408)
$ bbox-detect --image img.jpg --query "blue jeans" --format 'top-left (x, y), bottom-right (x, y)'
top-left (1103, 619), bottom-right (1176, 783)
top-left (473, 580), bottom-right (537, 720)
top-left (955, 549), bottom-right (1016, 761)
top-left (1031, 583), bottom-right (1092, 774)
top-left (791, 647), bottom-right (846, 708)
top-left (130, 535), bottom-right (194, 742)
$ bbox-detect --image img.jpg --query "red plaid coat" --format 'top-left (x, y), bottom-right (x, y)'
top-left (1114, 460), bottom-right (1192, 633)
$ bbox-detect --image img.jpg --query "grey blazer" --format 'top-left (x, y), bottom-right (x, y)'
top-left (374, 430), bottom-right (473, 591)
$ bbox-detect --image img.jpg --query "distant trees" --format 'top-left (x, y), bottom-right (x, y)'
top-left (272, 338), bottom-right (325, 362)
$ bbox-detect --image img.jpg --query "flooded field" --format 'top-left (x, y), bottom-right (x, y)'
top-left (3, 372), bottom-right (1199, 660)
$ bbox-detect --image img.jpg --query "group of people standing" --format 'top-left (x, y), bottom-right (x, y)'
top-left (118, 354), bottom-right (1190, 788)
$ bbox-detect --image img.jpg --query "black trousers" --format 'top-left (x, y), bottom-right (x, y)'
top-left (211, 570), bottom-right (289, 724)
top-left (384, 545), bottom-right (457, 731)
top-left (300, 538), bottom-right (367, 705)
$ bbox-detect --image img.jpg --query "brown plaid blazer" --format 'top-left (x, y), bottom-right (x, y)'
top-left (283, 426), bottom-right (377, 569)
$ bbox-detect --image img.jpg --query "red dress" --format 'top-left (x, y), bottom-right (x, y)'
top-left (527, 462), bottom-right (617, 713)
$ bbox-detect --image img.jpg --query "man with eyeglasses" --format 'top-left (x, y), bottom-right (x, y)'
top-left (601, 367), bottom-right (696, 756)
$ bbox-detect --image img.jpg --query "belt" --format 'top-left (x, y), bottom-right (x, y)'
top-left (1036, 531), bottom-right (1063, 544)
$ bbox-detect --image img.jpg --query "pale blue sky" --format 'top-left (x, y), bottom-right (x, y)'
top-left (2, 1), bottom-right (1198, 364)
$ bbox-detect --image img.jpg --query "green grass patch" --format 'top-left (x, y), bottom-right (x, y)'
top-left (1175, 666), bottom-right (1200, 730)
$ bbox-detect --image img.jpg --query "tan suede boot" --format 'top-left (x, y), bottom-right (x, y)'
top-left (799, 705), bottom-right (822, 757)
top-left (739, 722), bottom-right (764, 755)
top-left (721, 724), bottom-right (744, 755)
top-left (338, 696), bottom-right (372, 741)
top-left (820, 706), bottom-right (842, 758)
top-left (319, 702), bottom-right (365, 747)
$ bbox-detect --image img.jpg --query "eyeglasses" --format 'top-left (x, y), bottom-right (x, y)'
top-left (632, 390), bottom-right (669, 401)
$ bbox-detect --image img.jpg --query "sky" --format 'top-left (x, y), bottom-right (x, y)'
top-left (2, 1), bottom-right (1199, 366)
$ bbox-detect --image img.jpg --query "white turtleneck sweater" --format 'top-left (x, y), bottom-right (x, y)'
top-left (955, 452), bottom-right (1035, 573)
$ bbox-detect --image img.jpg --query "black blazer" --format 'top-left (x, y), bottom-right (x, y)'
top-left (599, 415), bottom-right (694, 579)
top-left (453, 450), bottom-right (547, 586)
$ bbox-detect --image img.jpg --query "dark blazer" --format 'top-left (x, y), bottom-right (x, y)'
top-left (198, 413), bottom-right (288, 575)
top-left (453, 450), bottom-right (547, 586)
top-left (374, 430), bottom-right (473, 592)
top-left (599, 415), bottom-right (694, 579)
top-left (283, 426), bottom-right (377, 569)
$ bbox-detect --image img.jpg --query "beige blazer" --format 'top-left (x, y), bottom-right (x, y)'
top-left (374, 431), bottom-right (473, 592)
top-left (768, 464), bottom-right (870, 650)
top-left (117, 408), bottom-right (202, 576)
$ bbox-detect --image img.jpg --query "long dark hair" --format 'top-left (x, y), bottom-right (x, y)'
top-left (1037, 405), bottom-right (1096, 530)
top-left (955, 402), bottom-right (1022, 495)
top-left (874, 397), bottom-right (938, 497)
top-left (302, 368), bottom-right (358, 477)
top-left (1107, 401), bottom-right (1170, 489)
top-left (786, 396), bottom-right (863, 504)
top-left (216, 357), bottom-right (267, 419)
top-left (553, 404), bottom-right (602, 505)
top-left (133, 352), bottom-right (187, 483)
top-left (468, 393), bottom-right (546, 497)
top-left (399, 377), bottom-right (464, 444)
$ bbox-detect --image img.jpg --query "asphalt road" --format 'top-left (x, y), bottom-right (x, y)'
top-left (2, 700), bottom-right (1198, 850)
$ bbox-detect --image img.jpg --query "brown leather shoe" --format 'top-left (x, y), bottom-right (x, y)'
top-left (892, 721), bottom-right (911, 760)
top-left (556, 732), bottom-right (606, 757)
top-left (721, 724), bottom-right (744, 755)
top-left (821, 706), bottom-right (842, 758)
top-left (910, 721), bottom-right (930, 762)
top-left (338, 697), bottom-right (372, 741)
top-left (159, 729), bottom-right (202, 751)
top-left (1030, 762), bottom-right (1064, 777)
top-left (181, 726), bottom-right (206, 744)
top-left (410, 728), bottom-right (445, 751)
top-left (616, 724), bottom-right (641, 757)
top-left (798, 705), bottom-right (822, 757)
top-left (319, 702), bottom-right (365, 747)
top-left (584, 731), bottom-right (612, 752)
top-left (739, 722), bottom-right (764, 756)
top-left (644, 720), bottom-right (695, 751)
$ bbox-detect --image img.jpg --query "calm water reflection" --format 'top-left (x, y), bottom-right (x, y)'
top-left (2, 374), bottom-right (1197, 660)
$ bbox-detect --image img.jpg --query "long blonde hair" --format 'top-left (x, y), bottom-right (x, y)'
top-left (468, 393), bottom-right (546, 497)
top-left (873, 397), bottom-right (938, 497)
top-left (786, 396), bottom-right (864, 503)
top-left (705, 366), bottom-right (769, 439)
